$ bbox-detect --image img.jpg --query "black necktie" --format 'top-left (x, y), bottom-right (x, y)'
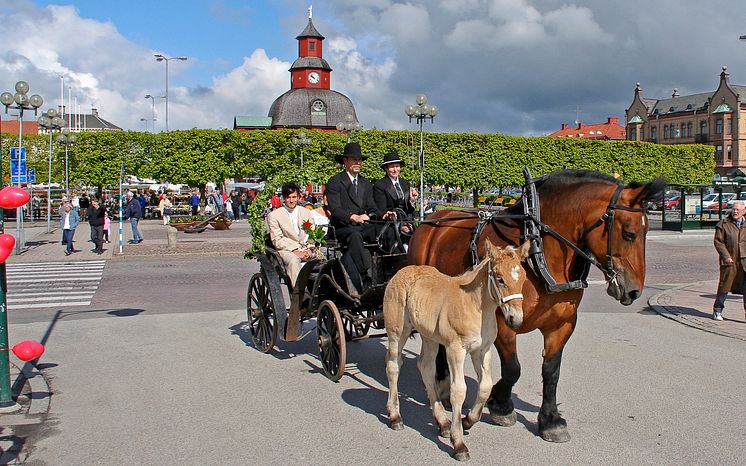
top-left (394, 181), bottom-right (404, 199)
top-left (353, 178), bottom-right (358, 195)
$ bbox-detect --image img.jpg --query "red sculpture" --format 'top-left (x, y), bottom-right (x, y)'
top-left (0, 186), bottom-right (30, 209)
top-left (12, 340), bottom-right (45, 362)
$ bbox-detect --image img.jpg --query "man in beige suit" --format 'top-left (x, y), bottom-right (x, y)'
top-left (266, 182), bottom-right (314, 288)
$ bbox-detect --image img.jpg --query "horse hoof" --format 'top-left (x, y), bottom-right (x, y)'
top-left (462, 417), bottom-right (477, 431)
top-left (540, 425), bottom-right (571, 443)
top-left (453, 450), bottom-right (471, 462)
top-left (438, 425), bottom-right (451, 438)
top-left (489, 410), bottom-right (517, 427)
top-left (390, 419), bottom-right (404, 431)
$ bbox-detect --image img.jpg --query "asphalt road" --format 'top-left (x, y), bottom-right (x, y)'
top-left (8, 232), bottom-right (746, 464)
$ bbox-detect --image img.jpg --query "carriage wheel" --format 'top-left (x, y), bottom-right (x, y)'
top-left (247, 272), bottom-right (278, 353)
top-left (342, 308), bottom-right (372, 340)
top-left (317, 300), bottom-right (347, 382)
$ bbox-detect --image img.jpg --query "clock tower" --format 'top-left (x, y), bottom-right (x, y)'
top-left (235, 7), bottom-right (359, 131)
top-left (290, 6), bottom-right (331, 90)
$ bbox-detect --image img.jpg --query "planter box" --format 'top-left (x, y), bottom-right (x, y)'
top-left (209, 221), bottom-right (231, 230)
top-left (171, 222), bottom-right (195, 231)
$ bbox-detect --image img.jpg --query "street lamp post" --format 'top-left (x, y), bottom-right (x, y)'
top-left (0, 81), bottom-right (42, 412)
top-left (336, 114), bottom-right (362, 143)
top-left (405, 94), bottom-right (438, 221)
top-left (144, 94), bottom-right (161, 132)
top-left (154, 54), bottom-right (187, 132)
top-left (1, 81), bottom-right (44, 254)
top-left (58, 130), bottom-right (77, 197)
top-left (292, 131), bottom-right (312, 169)
top-left (37, 109), bottom-right (65, 233)
top-left (139, 117), bottom-right (148, 132)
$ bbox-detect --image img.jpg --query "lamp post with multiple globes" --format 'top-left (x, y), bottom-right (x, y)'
top-left (405, 94), bottom-right (438, 221)
top-left (37, 109), bottom-right (66, 233)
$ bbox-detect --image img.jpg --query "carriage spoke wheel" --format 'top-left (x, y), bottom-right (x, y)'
top-left (342, 309), bottom-right (372, 340)
top-left (247, 272), bottom-right (278, 353)
top-left (317, 300), bottom-right (347, 382)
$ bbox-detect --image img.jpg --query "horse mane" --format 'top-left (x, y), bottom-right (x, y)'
top-left (505, 169), bottom-right (664, 215)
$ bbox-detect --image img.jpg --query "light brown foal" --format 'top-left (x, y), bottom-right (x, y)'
top-left (384, 241), bottom-right (529, 461)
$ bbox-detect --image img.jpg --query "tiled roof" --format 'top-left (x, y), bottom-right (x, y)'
top-left (296, 19), bottom-right (324, 39)
top-left (648, 91), bottom-right (712, 115)
top-left (290, 56), bottom-right (332, 71)
top-left (549, 118), bottom-right (625, 140)
top-left (268, 88), bottom-right (357, 128)
top-left (63, 111), bottom-right (122, 131)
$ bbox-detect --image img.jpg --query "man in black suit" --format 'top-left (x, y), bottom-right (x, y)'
top-left (326, 142), bottom-right (380, 293)
top-left (373, 152), bottom-right (419, 252)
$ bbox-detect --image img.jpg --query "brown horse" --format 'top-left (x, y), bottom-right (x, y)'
top-left (408, 170), bottom-right (665, 443)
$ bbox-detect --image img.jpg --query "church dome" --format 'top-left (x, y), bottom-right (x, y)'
top-left (268, 88), bottom-right (358, 129)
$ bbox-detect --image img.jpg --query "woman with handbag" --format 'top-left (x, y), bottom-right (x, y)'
top-left (158, 194), bottom-right (173, 226)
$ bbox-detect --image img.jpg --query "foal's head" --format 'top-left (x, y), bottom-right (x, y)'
top-left (485, 241), bottom-right (530, 329)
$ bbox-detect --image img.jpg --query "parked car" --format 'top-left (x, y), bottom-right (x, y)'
top-left (650, 190), bottom-right (680, 210)
top-left (726, 192), bottom-right (746, 209)
top-left (664, 195), bottom-right (681, 210)
top-left (703, 192), bottom-right (736, 212)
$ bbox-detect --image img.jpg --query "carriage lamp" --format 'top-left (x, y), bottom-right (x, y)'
top-left (292, 131), bottom-right (312, 169)
top-left (405, 94), bottom-right (438, 221)
top-left (38, 108), bottom-right (66, 233)
top-left (336, 114), bottom-right (362, 143)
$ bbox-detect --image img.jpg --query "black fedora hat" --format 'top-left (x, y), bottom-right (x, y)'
top-left (335, 142), bottom-right (367, 164)
top-left (380, 152), bottom-right (405, 169)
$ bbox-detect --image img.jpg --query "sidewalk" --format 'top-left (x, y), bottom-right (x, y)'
top-left (648, 280), bottom-right (746, 341)
top-left (4, 218), bottom-right (253, 263)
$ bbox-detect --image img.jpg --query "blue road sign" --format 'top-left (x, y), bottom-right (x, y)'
top-left (28, 168), bottom-right (36, 183)
top-left (9, 147), bottom-right (25, 161)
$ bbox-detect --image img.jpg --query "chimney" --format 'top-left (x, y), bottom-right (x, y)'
top-left (91, 108), bottom-right (98, 117)
top-left (576, 122), bottom-right (582, 130)
top-left (561, 123), bottom-right (568, 130)
top-left (607, 117), bottom-right (619, 125)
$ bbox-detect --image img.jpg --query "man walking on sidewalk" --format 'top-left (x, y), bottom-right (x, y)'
top-left (713, 200), bottom-right (746, 321)
top-left (88, 198), bottom-right (106, 254)
top-left (60, 203), bottom-right (80, 256)
top-left (125, 191), bottom-right (144, 244)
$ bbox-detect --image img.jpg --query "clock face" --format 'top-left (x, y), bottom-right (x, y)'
top-left (308, 72), bottom-right (320, 84)
top-left (311, 100), bottom-right (325, 112)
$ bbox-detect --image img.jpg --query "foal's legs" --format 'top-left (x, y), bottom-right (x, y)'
top-left (385, 321), bottom-right (411, 431)
top-left (418, 338), bottom-right (451, 438)
top-left (463, 345), bottom-right (493, 431)
top-left (445, 343), bottom-right (469, 461)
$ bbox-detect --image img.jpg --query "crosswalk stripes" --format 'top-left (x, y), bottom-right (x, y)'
top-left (3, 260), bottom-right (106, 310)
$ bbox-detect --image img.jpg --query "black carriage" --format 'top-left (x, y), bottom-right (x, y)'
top-left (246, 231), bottom-right (409, 381)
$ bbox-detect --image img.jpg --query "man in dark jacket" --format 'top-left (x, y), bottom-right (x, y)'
top-left (713, 200), bottom-right (746, 321)
top-left (78, 193), bottom-right (90, 221)
top-left (137, 192), bottom-right (148, 218)
top-left (373, 152), bottom-right (419, 252)
top-left (189, 192), bottom-right (201, 216)
top-left (326, 142), bottom-right (380, 293)
top-left (88, 198), bottom-right (106, 254)
top-left (126, 191), bottom-right (144, 243)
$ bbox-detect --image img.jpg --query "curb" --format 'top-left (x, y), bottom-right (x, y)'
top-left (2, 361), bottom-right (52, 422)
top-left (648, 285), bottom-right (746, 342)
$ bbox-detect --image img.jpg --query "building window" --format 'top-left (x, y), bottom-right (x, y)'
top-left (728, 118), bottom-right (732, 134)
top-left (651, 126), bottom-right (658, 141)
top-left (728, 145), bottom-right (732, 160)
top-left (680, 123), bottom-right (685, 138)
top-left (309, 41), bottom-right (316, 51)
top-left (687, 122), bottom-right (693, 138)
top-left (716, 145), bottom-right (723, 161)
top-left (716, 119), bottom-right (723, 134)
top-left (663, 125), bottom-right (668, 139)
top-left (629, 127), bottom-right (636, 140)
top-left (671, 125), bottom-right (680, 138)
top-left (700, 120), bottom-right (708, 135)
top-left (640, 128), bottom-right (644, 141)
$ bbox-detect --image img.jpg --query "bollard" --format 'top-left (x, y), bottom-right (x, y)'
top-left (167, 226), bottom-right (178, 250)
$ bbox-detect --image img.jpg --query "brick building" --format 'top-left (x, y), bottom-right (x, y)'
top-left (625, 66), bottom-right (745, 176)
top-left (549, 117), bottom-right (625, 140)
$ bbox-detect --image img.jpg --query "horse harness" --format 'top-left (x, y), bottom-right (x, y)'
top-left (467, 167), bottom-right (646, 293)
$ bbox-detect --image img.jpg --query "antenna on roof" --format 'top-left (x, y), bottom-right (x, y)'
top-left (574, 104), bottom-right (581, 126)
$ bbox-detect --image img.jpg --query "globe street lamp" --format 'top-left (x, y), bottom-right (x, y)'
top-left (405, 94), bottom-right (438, 221)
top-left (154, 54), bottom-right (187, 132)
top-left (336, 114), bottom-right (362, 143)
top-left (37, 108), bottom-right (66, 233)
top-left (1, 81), bottom-right (44, 254)
top-left (139, 117), bottom-right (148, 132)
top-left (58, 130), bottom-right (77, 197)
top-left (292, 131), bottom-right (312, 169)
top-left (144, 94), bottom-right (162, 132)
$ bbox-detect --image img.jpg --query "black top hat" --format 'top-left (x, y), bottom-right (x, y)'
top-left (380, 152), bottom-right (405, 169)
top-left (335, 142), bottom-right (366, 164)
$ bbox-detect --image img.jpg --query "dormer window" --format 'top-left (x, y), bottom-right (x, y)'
top-left (686, 104), bottom-right (693, 110)
top-left (669, 106), bottom-right (675, 112)
top-left (309, 41), bottom-right (316, 51)
top-left (653, 109), bottom-right (659, 115)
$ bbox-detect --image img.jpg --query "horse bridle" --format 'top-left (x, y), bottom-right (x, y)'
top-left (486, 258), bottom-right (524, 306)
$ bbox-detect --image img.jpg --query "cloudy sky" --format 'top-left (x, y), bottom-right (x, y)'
top-left (2, 0), bottom-right (746, 135)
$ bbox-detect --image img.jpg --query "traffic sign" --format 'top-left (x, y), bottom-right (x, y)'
top-left (28, 168), bottom-right (36, 183)
top-left (10, 159), bottom-right (27, 184)
top-left (9, 148), bottom-right (25, 161)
